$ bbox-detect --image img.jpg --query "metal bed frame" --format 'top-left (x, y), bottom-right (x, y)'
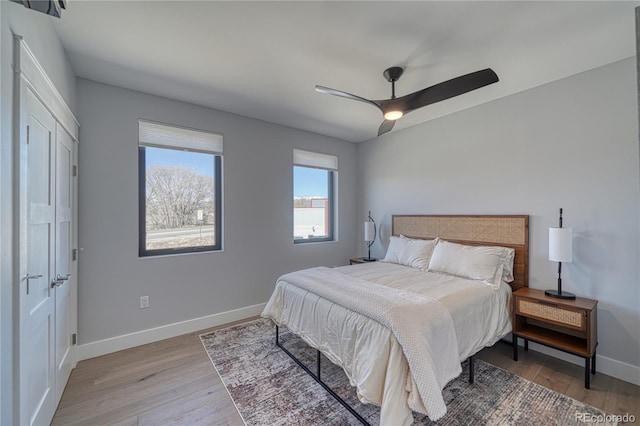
top-left (275, 324), bottom-right (476, 425)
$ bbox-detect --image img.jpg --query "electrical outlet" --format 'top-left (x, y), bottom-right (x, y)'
top-left (140, 295), bottom-right (149, 309)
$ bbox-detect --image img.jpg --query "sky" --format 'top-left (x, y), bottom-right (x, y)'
top-left (146, 147), bottom-right (214, 175)
top-left (146, 147), bottom-right (327, 198)
top-left (294, 166), bottom-right (328, 198)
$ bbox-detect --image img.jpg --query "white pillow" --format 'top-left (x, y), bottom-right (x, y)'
top-left (381, 236), bottom-right (438, 270)
top-left (501, 249), bottom-right (516, 283)
top-left (428, 240), bottom-right (515, 287)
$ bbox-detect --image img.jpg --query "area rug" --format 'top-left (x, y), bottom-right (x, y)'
top-left (200, 319), bottom-right (615, 425)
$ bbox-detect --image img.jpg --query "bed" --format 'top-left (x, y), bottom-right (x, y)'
top-left (262, 215), bottom-right (529, 426)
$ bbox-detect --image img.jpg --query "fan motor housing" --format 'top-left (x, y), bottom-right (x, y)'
top-left (383, 66), bottom-right (404, 82)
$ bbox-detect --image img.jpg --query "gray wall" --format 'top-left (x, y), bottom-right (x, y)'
top-left (358, 58), bottom-right (640, 372)
top-left (0, 3), bottom-right (77, 424)
top-left (76, 79), bottom-right (358, 344)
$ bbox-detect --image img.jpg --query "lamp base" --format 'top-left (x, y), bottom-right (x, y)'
top-left (544, 289), bottom-right (576, 300)
top-left (362, 257), bottom-right (377, 262)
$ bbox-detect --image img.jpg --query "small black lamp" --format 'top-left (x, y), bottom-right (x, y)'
top-left (363, 211), bottom-right (377, 262)
top-left (546, 208), bottom-right (576, 299)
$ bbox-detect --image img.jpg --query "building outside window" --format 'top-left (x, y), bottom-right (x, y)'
top-left (138, 120), bottom-right (222, 256)
top-left (293, 149), bottom-right (337, 243)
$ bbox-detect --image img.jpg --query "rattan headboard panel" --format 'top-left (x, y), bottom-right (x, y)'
top-left (392, 215), bottom-right (529, 291)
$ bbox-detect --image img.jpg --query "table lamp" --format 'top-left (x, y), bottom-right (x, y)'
top-left (363, 211), bottom-right (376, 262)
top-left (546, 208), bottom-right (575, 299)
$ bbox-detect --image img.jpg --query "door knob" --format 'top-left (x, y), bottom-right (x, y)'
top-left (25, 274), bottom-right (43, 280)
top-left (51, 278), bottom-right (64, 288)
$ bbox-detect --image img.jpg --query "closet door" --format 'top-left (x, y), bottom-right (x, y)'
top-left (21, 86), bottom-right (57, 426)
top-left (15, 35), bottom-right (80, 426)
top-left (54, 123), bottom-right (75, 404)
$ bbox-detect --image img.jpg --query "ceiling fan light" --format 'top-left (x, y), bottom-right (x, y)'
top-left (384, 110), bottom-right (403, 121)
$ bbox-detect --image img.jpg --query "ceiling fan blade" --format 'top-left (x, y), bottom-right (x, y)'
top-left (315, 85), bottom-right (381, 110)
top-left (398, 68), bottom-right (499, 113)
top-left (378, 120), bottom-right (395, 136)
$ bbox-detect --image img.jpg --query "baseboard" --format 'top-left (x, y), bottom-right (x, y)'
top-left (524, 341), bottom-right (640, 386)
top-left (78, 303), bottom-right (265, 361)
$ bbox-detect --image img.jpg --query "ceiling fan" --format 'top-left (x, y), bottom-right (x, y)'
top-left (315, 67), bottom-right (499, 136)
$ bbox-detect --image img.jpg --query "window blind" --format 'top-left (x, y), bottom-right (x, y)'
top-left (139, 120), bottom-right (223, 154)
top-left (293, 148), bottom-right (338, 171)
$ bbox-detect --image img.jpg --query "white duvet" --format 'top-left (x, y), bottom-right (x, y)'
top-left (261, 261), bottom-right (512, 425)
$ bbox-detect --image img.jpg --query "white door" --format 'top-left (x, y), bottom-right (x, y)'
top-left (15, 36), bottom-right (80, 426)
top-left (53, 123), bottom-right (75, 404)
top-left (20, 87), bottom-right (57, 426)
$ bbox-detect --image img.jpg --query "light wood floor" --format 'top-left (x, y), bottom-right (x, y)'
top-left (53, 319), bottom-right (639, 425)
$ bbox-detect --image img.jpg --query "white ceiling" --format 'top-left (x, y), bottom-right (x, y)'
top-left (53, 1), bottom-right (639, 143)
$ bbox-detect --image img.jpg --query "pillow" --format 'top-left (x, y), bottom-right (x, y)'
top-left (500, 249), bottom-right (516, 283)
top-left (381, 236), bottom-right (438, 270)
top-left (428, 240), bottom-right (515, 287)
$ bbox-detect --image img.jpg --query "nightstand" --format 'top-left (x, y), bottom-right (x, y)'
top-left (512, 288), bottom-right (598, 388)
top-left (349, 257), bottom-right (376, 265)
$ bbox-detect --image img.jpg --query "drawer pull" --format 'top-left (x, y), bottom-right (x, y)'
top-left (538, 300), bottom-right (558, 307)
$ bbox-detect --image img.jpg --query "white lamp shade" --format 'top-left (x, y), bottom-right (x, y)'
top-left (364, 221), bottom-right (375, 242)
top-left (549, 227), bottom-right (572, 262)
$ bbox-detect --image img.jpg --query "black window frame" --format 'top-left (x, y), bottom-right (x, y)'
top-left (293, 166), bottom-right (335, 244)
top-left (138, 146), bottom-right (222, 257)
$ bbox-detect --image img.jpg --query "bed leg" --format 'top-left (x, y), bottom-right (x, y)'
top-left (469, 356), bottom-right (475, 384)
top-left (273, 327), bottom-right (370, 425)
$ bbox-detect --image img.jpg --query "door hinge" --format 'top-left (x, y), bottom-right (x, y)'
top-left (26, 125), bottom-right (30, 144)
top-left (72, 165), bottom-right (77, 177)
top-left (72, 333), bottom-right (77, 345)
top-left (72, 248), bottom-right (77, 261)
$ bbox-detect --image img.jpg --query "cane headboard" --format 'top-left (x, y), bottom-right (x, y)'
top-left (392, 215), bottom-right (529, 291)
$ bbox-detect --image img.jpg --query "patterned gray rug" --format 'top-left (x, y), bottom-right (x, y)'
top-left (200, 319), bottom-right (614, 426)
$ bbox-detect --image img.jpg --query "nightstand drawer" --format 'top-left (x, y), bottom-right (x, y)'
top-left (516, 298), bottom-right (585, 330)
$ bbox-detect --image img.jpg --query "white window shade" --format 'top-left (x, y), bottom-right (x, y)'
top-left (139, 120), bottom-right (223, 154)
top-left (293, 149), bottom-right (338, 171)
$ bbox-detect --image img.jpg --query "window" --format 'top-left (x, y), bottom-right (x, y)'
top-left (138, 120), bottom-right (222, 256)
top-left (293, 149), bottom-right (337, 243)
